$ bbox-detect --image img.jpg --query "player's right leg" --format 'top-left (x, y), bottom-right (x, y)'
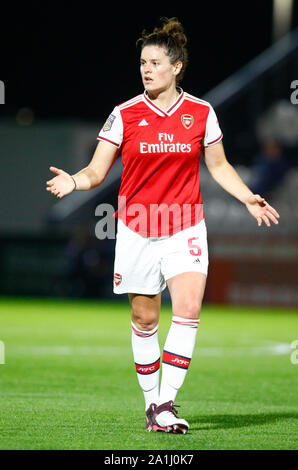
top-left (129, 293), bottom-right (165, 431)
top-left (113, 219), bottom-right (167, 431)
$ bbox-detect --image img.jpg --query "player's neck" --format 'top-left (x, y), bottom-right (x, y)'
top-left (146, 86), bottom-right (180, 112)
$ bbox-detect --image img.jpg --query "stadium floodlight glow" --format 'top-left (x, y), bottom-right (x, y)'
top-left (0, 81), bottom-right (4, 104)
top-left (273, 0), bottom-right (293, 42)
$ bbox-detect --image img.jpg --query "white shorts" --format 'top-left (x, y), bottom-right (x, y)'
top-left (113, 218), bottom-right (208, 295)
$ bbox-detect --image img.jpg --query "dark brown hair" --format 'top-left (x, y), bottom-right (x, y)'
top-left (137, 17), bottom-right (189, 84)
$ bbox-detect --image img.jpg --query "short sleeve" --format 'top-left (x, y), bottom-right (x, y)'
top-left (97, 106), bottom-right (123, 148)
top-left (203, 105), bottom-right (223, 147)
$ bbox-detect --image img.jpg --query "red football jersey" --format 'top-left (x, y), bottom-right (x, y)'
top-left (97, 89), bottom-right (222, 237)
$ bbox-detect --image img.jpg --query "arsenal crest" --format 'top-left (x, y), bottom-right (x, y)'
top-left (181, 114), bottom-right (194, 129)
top-left (114, 273), bottom-right (122, 286)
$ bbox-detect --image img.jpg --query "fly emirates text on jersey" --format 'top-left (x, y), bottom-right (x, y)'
top-left (140, 133), bottom-right (192, 154)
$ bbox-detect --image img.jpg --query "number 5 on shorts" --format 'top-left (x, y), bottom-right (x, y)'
top-left (188, 237), bottom-right (201, 256)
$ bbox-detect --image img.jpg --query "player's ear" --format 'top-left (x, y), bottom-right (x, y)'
top-left (173, 61), bottom-right (183, 76)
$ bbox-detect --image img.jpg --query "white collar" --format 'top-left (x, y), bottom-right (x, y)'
top-left (143, 87), bottom-right (185, 117)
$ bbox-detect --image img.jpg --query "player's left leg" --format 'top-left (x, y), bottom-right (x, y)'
top-left (155, 272), bottom-right (206, 433)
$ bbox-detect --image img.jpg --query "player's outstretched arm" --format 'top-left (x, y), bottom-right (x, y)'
top-left (46, 140), bottom-right (119, 199)
top-left (203, 141), bottom-right (280, 227)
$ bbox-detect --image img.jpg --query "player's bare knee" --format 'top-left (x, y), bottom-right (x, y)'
top-left (173, 301), bottom-right (201, 320)
top-left (131, 309), bottom-right (159, 331)
top-left (133, 317), bottom-right (158, 331)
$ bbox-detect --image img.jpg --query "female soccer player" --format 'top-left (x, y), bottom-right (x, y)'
top-left (46, 18), bottom-right (280, 434)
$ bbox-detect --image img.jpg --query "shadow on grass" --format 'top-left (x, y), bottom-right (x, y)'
top-left (189, 412), bottom-right (298, 431)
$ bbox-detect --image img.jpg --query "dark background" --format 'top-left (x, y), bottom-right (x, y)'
top-left (0, 1), bottom-right (297, 305)
top-left (1, 1), bottom-right (297, 120)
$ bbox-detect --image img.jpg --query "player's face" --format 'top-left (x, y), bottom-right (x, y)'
top-left (140, 45), bottom-right (179, 96)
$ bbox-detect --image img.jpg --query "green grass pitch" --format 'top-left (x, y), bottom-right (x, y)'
top-left (0, 297), bottom-right (297, 450)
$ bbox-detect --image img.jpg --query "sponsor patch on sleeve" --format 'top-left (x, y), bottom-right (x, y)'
top-left (103, 114), bottom-right (116, 132)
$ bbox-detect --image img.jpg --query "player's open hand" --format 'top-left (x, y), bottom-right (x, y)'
top-left (245, 194), bottom-right (280, 227)
top-left (46, 166), bottom-right (75, 199)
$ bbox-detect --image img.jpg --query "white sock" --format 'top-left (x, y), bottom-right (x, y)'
top-left (159, 316), bottom-right (200, 405)
top-left (131, 321), bottom-right (160, 410)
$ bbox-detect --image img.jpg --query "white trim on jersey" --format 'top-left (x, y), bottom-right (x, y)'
top-left (167, 90), bottom-right (185, 116)
top-left (142, 94), bottom-right (166, 117)
top-left (206, 133), bottom-right (223, 146)
top-left (184, 92), bottom-right (211, 108)
top-left (142, 88), bottom-right (185, 117)
top-left (98, 136), bottom-right (121, 148)
top-left (203, 105), bottom-right (223, 147)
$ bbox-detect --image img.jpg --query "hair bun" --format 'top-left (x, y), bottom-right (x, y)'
top-left (158, 17), bottom-right (187, 47)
